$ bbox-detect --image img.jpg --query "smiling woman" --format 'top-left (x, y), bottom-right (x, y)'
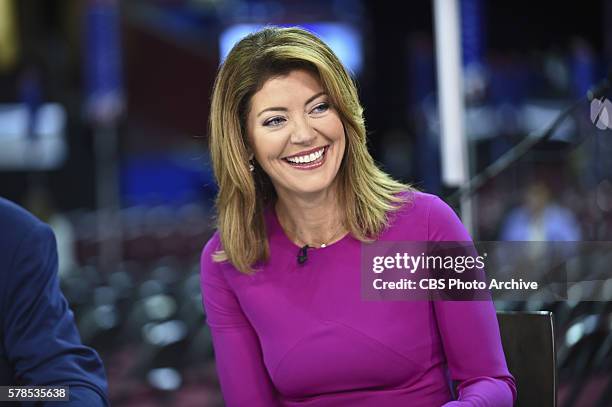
top-left (200, 26), bottom-right (516, 407)
top-left (207, 26), bottom-right (412, 273)
top-left (246, 69), bottom-right (345, 200)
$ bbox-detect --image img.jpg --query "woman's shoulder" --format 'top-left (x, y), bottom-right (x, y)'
top-left (392, 189), bottom-right (446, 219)
top-left (203, 229), bottom-right (221, 251)
top-left (397, 189), bottom-right (439, 203)
top-left (387, 190), bottom-right (470, 241)
top-left (200, 230), bottom-right (222, 271)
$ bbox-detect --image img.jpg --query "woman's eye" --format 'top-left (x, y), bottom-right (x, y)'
top-left (311, 103), bottom-right (329, 114)
top-left (264, 117), bottom-right (286, 127)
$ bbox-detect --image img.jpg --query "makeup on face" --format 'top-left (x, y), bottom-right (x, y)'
top-left (246, 69), bottom-right (346, 196)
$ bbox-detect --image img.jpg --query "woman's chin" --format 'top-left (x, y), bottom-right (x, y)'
top-left (291, 179), bottom-right (340, 197)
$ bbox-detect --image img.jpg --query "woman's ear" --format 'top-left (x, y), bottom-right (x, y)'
top-left (244, 139), bottom-right (254, 161)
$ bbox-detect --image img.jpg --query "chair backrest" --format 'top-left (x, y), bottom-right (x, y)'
top-left (497, 311), bottom-right (556, 407)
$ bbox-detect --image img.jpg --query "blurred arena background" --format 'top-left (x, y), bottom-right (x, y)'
top-left (0, 0), bottom-right (611, 406)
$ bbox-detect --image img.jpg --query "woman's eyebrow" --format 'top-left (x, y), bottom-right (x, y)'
top-left (304, 91), bottom-right (326, 105)
top-left (256, 92), bottom-right (327, 117)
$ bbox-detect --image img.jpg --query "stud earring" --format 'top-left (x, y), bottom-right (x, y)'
top-left (249, 160), bottom-right (255, 172)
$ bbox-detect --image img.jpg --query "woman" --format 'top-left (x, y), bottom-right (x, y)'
top-left (201, 26), bottom-right (516, 406)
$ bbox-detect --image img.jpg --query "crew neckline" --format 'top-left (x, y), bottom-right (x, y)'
top-left (268, 202), bottom-right (351, 252)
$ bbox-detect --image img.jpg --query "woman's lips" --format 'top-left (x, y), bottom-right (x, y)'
top-left (283, 145), bottom-right (329, 170)
top-left (283, 145), bottom-right (328, 160)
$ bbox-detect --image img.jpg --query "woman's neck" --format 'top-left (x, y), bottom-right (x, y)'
top-left (274, 189), bottom-right (346, 247)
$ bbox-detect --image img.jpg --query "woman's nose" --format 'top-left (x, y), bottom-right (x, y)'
top-left (290, 116), bottom-right (316, 144)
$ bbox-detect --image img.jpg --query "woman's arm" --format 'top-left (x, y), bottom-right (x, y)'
top-left (434, 300), bottom-right (516, 407)
top-left (426, 195), bottom-right (517, 407)
top-left (200, 234), bottom-right (279, 407)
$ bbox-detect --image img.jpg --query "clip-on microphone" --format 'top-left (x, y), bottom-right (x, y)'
top-left (297, 245), bottom-right (309, 265)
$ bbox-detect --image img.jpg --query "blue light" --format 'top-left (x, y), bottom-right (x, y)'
top-left (219, 23), bottom-right (363, 76)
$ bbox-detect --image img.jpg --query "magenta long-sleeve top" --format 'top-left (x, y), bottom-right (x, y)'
top-left (200, 191), bottom-right (517, 406)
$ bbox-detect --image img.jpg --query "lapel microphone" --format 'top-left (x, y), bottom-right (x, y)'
top-left (297, 245), bottom-right (309, 265)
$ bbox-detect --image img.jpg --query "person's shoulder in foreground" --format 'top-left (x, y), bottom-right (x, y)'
top-left (0, 197), bottom-right (109, 406)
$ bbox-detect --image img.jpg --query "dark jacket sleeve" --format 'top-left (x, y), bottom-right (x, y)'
top-left (1, 222), bottom-right (109, 406)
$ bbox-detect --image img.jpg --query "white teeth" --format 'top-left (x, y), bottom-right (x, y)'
top-left (286, 147), bottom-right (325, 164)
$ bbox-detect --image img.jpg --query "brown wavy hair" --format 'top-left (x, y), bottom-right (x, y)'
top-left (208, 26), bottom-right (414, 274)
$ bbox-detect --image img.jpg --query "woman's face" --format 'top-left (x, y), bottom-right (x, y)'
top-left (246, 69), bottom-right (346, 199)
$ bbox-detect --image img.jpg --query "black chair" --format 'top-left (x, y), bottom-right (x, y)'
top-left (497, 311), bottom-right (556, 407)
